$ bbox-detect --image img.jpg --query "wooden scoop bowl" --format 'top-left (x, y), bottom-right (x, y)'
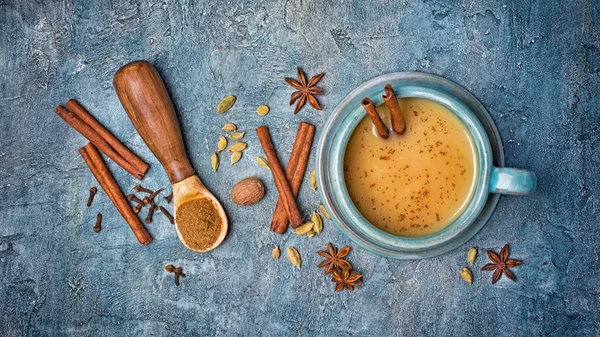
top-left (114, 60), bottom-right (228, 252)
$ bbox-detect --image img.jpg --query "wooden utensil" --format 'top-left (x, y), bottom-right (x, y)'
top-left (113, 60), bottom-right (228, 252)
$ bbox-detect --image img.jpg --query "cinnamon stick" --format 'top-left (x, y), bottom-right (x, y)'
top-left (269, 123), bottom-right (308, 233)
top-left (79, 143), bottom-right (152, 245)
top-left (256, 126), bottom-right (303, 227)
top-left (382, 84), bottom-right (406, 134)
top-left (66, 99), bottom-right (149, 177)
top-left (55, 105), bottom-right (146, 179)
top-left (361, 98), bottom-right (389, 138)
top-left (270, 122), bottom-right (315, 233)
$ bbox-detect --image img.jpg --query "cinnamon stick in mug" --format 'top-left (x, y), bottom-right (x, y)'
top-left (361, 97), bottom-right (389, 138)
top-left (382, 84), bottom-right (406, 134)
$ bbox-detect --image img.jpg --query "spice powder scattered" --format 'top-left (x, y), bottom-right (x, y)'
top-left (176, 198), bottom-right (223, 251)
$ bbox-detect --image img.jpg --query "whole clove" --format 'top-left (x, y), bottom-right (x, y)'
top-left (94, 213), bottom-right (102, 232)
top-left (87, 187), bottom-right (98, 207)
top-left (174, 267), bottom-right (186, 277)
top-left (133, 203), bottom-right (144, 214)
top-left (127, 194), bottom-right (144, 205)
top-left (174, 267), bottom-right (186, 286)
top-left (134, 184), bottom-right (154, 194)
top-left (165, 265), bottom-right (185, 286)
top-left (145, 200), bottom-right (157, 224)
top-left (147, 188), bottom-right (164, 202)
top-left (159, 206), bottom-right (174, 224)
top-left (164, 192), bottom-right (173, 203)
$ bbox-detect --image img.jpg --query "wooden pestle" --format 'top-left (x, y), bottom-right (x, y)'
top-left (113, 60), bottom-right (228, 252)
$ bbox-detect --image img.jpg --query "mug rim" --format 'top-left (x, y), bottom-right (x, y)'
top-left (316, 72), bottom-right (503, 259)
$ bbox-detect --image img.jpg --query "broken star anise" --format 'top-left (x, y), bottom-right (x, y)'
top-left (331, 269), bottom-right (363, 291)
top-left (317, 242), bottom-right (352, 275)
top-left (284, 67), bottom-right (325, 114)
top-left (481, 244), bottom-right (523, 284)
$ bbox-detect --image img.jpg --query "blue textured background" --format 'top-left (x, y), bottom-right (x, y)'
top-left (1, 0), bottom-right (599, 336)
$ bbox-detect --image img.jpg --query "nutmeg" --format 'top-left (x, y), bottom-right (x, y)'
top-left (231, 177), bottom-right (265, 206)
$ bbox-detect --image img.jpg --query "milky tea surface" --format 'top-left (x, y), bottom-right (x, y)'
top-left (344, 98), bottom-right (477, 237)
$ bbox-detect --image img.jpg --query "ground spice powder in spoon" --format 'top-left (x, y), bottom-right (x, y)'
top-left (176, 198), bottom-right (223, 251)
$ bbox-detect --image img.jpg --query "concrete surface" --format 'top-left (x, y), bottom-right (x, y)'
top-left (1, 0), bottom-right (599, 336)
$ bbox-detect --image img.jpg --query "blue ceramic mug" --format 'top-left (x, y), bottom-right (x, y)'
top-left (316, 72), bottom-right (536, 259)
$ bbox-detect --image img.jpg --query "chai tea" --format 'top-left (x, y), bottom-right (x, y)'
top-left (344, 98), bottom-right (477, 237)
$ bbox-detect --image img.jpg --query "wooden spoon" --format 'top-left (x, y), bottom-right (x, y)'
top-left (113, 60), bottom-right (228, 252)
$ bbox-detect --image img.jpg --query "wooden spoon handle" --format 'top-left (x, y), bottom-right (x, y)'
top-left (114, 60), bottom-right (195, 184)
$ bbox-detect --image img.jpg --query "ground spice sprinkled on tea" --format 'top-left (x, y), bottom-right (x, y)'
top-left (176, 198), bottom-right (223, 251)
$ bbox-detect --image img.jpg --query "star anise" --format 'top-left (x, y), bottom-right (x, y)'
top-left (317, 243), bottom-right (352, 275)
top-left (481, 244), bottom-right (523, 284)
top-left (284, 67), bottom-right (325, 114)
top-left (331, 269), bottom-right (363, 291)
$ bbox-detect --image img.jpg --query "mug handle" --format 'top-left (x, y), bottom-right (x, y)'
top-left (489, 167), bottom-right (537, 195)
